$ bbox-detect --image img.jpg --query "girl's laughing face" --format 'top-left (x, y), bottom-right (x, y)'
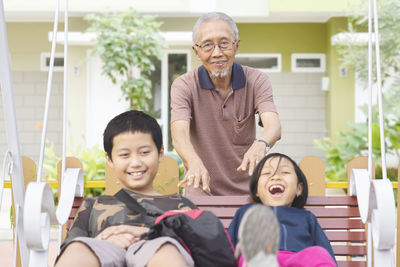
top-left (256, 157), bottom-right (303, 207)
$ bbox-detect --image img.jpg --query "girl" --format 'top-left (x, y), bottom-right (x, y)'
top-left (228, 153), bottom-right (337, 267)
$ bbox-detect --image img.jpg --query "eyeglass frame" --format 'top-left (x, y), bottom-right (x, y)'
top-left (194, 40), bottom-right (238, 53)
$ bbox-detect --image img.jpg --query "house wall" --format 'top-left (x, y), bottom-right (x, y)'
top-left (266, 72), bottom-right (326, 161)
top-left (3, 20), bottom-right (89, 165)
top-left (238, 23), bottom-right (327, 72)
top-left (0, 72), bottom-right (63, 166)
top-left (325, 17), bottom-right (355, 141)
top-left (2, 17), bottom-right (355, 163)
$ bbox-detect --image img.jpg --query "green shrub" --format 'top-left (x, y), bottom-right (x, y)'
top-left (43, 142), bottom-right (106, 198)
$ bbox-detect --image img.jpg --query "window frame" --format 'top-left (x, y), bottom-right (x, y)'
top-left (40, 52), bottom-right (64, 72)
top-left (235, 53), bottom-right (282, 73)
top-left (291, 53), bottom-right (326, 73)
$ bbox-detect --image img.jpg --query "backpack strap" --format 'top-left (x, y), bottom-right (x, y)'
top-left (114, 189), bottom-right (161, 217)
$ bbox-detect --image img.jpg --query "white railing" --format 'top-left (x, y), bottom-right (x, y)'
top-left (0, 0), bottom-right (84, 266)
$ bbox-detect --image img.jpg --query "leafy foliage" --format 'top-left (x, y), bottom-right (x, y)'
top-left (316, 0), bottom-right (400, 181)
top-left (314, 110), bottom-right (400, 181)
top-left (44, 142), bottom-right (106, 197)
top-left (85, 8), bottom-right (165, 111)
top-left (336, 0), bottom-right (400, 87)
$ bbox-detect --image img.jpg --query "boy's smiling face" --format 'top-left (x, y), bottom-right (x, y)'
top-left (256, 157), bottom-right (303, 207)
top-left (106, 131), bottom-right (164, 195)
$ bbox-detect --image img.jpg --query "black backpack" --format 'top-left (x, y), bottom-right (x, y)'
top-left (115, 189), bottom-right (237, 267)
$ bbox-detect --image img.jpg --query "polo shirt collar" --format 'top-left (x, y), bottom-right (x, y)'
top-left (198, 62), bottom-right (246, 90)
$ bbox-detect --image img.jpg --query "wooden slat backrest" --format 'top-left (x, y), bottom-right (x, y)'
top-left (105, 154), bottom-right (180, 195)
top-left (299, 156), bottom-right (326, 196)
top-left (189, 195), bottom-right (367, 267)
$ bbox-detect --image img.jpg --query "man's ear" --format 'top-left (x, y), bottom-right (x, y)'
top-left (158, 146), bottom-right (165, 163)
top-left (192, 46), bottom-right (201, 60)
top-left (105, 152), bottom-right (113, 168)
top-left (234, 39), bottom-right (240, 55)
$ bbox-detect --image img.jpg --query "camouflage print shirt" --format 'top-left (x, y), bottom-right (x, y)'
top-left (62, 189), bottom-right (197, 249)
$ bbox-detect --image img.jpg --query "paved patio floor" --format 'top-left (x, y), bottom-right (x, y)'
top-left (0, 241), bottom-right (58, 267)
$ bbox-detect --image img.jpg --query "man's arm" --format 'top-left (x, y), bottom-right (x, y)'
top-left (237, 111), bottom-right (281, 176)
top-left (171, 120), bottom-right (211, 192)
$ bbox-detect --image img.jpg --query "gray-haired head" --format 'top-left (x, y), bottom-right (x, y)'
top-left (192, 12), bottom-right (239, 44)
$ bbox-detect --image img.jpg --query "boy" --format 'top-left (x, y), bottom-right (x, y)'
top-left (56, 110), bottom-right (196, 267)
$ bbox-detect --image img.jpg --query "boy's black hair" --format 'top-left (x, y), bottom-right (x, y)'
top-left (103, 110), bottom-right (163, 160)
top-left (249, 153), bottom-right (308, 209)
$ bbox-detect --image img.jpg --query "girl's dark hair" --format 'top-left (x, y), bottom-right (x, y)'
top-left (249, 153), bottom-right (308, 209)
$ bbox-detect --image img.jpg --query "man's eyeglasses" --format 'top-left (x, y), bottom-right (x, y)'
top-left (194, 40), bottom-right (237, 53)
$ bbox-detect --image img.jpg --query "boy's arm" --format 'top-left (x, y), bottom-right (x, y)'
top-left (181, 196), bottom-right (198, 209)
top-left (61, 198), bottom-right (94, 250)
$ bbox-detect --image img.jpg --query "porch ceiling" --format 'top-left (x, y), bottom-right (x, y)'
top-left (5, 11), bottom-right (346, 23)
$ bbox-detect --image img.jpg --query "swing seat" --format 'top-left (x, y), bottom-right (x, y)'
top-left (63, 156), bottom-right (399, 267)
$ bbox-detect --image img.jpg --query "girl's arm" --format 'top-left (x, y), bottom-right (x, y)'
top-left (309, 212), bottom-right (336, 262)
top-left (227, 204), bottom-right (253, 247)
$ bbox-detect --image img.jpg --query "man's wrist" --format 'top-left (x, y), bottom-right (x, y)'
top-left (255, 138), bottom-right (270, 152)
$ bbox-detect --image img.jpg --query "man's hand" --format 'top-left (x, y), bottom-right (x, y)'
top-left (237, 140), bottom-right (268, 176)
top-left (171, 120), bottom-right (211, 193)
top-left (178, 160), bottom-right (211, 193)
top-left (95, 225), bottom-right (149, 249)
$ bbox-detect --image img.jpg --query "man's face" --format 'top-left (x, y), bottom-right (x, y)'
top-left (193, 19), bottom-right (239, 79)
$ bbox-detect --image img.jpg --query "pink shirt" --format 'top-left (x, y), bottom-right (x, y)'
top-left (171, 63), bottom-right (277, 196)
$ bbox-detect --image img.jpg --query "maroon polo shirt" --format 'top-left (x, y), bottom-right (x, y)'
top-left (170, 63), bottom-right (277, 196)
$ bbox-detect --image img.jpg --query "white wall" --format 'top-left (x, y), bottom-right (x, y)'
top-left (86, 54), bottom-right (130, 148)
top-left (0, 71), bottom-right (63, 164)
top-left (260, 72), bottom-right (326, 162)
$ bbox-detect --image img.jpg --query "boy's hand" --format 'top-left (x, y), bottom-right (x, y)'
top-left (178, 160), bottom-right (211, 193)
top-left (102, 233), bottom-right (136, 249)
top-left (95, 225), bottom-right (149, 248)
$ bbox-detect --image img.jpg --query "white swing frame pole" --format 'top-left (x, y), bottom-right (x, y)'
top-left (366, 0), bottom-right (373, 265)
top-left (0, 1), bottom-right (29, 266)
top-left (58, 0), bottom-right (69, 253)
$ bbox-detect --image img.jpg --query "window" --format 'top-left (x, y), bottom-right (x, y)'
top-left (291, 54), bottom-right (326, 73)
top-left (149, 51), bottom-right (190, 151)
top-left (40, 52), bottom-right (64, 72)
top-left (235, 54), bottom-right (281, 72)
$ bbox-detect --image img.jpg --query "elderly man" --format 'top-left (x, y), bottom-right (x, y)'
top-left (170, 12), bottom-right (281, 196)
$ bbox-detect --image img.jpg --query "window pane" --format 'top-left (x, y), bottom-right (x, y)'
top-left (296, 58), bottom-right (321, 68)
top-left (148, 57), bottom-right (162, 118)
top-left (168, 54), bottom-right (187, 150)
top-left (235, 57), bottom-right (278, 69)
top-left (168, 54), bottom-right (187, 88)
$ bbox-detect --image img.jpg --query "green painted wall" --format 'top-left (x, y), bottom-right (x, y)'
top-left (6, 18), bottom-right (88, 71)
top-left (237, 23), bottom-right (326, 72)
top-left (325, 17), bottom-right (355, 141)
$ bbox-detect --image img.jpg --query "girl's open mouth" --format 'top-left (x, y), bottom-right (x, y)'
top-left (268, 184), bottom-right (285, 197)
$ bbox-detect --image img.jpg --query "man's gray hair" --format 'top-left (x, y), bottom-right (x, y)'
top-left (192, 12), bottom-right (239, 44)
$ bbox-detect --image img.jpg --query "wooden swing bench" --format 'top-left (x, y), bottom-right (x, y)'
top-left (61, 156), bottom-right (399, 267)
top-left (189, 195), bottom-right (366, 267)
top-left (66, 194), bottom-right (366, 267)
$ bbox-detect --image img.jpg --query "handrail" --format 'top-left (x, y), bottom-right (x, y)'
top-left (3, 180), bottom-right (399, 189)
